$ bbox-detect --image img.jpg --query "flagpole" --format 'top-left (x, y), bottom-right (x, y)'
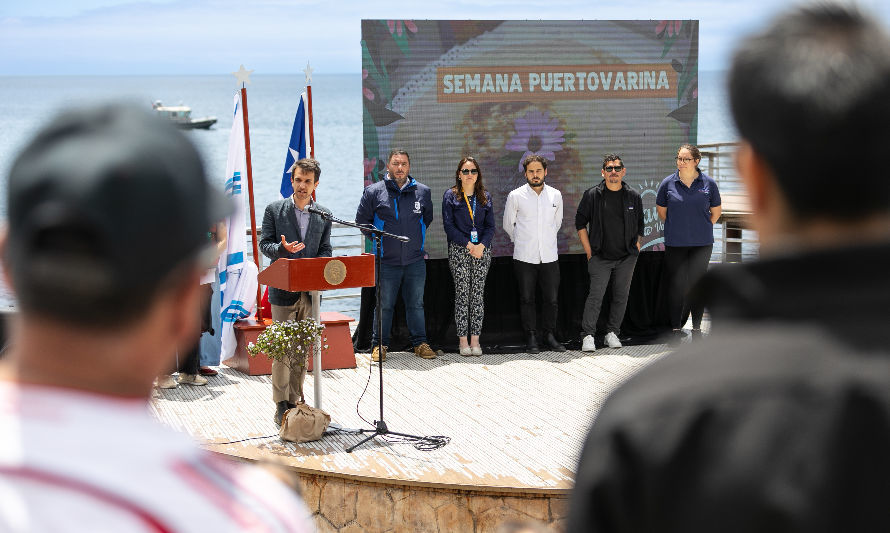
top-left (306, 86), bottom-right (315, 159)
top-left (240, 85), bottom-right (263, 315)
top-left (305, 62), bottom-right (316, 202)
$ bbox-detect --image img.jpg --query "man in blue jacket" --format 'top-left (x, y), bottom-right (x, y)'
top-left (356, 149), bottom-right (436, 362)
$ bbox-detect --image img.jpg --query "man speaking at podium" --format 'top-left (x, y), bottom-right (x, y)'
top-left (260, 157), bottom-right (332, 426)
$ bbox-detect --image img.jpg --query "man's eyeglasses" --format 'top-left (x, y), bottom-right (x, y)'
top-left (676, 157), bottom-right (695, 163)
top-left (460, 169), bottom-right (479, 175)
top-left (603, 165), bottom-right (624, 172)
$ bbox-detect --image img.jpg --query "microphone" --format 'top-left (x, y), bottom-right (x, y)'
top-left (357, 223), bottom-right (410, 243)
top-left (307, 205), bottom-right (330, 218)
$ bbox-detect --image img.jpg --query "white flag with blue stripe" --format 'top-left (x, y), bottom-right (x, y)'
top-left (219, 91), bottom-right (256, 361)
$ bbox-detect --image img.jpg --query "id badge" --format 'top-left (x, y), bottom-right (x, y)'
top-left (470, 229), bottom-right (479, 243)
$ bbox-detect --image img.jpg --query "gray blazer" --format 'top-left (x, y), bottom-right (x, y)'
top-left (260, 198), bottom-right (333, 306)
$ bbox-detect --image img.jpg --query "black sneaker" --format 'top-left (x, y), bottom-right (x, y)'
top-left (666, 329), bottom-right (686, 346)
top-left (274, 401), bottom-right (294, 427)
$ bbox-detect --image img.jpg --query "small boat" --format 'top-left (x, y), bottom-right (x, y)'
top-left (152, 101), bottom-right (217, 130)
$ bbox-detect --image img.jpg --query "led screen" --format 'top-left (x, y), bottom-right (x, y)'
top-left (361, 20), bottom-right (699, 258)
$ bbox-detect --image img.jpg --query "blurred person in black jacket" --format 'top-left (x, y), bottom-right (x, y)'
top-left (569, 4), bottom-right (890, 531)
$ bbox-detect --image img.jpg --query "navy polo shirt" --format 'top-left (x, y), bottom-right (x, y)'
top-left (656, 171), bottom-right (722, 247)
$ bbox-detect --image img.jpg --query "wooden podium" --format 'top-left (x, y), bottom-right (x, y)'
top-left (223, 254), bottom-right (375, 407)
top-left (257, 254), bottom-right (375, 293)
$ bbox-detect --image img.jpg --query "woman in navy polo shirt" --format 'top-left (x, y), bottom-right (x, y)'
top-left (442, 156), bottom-right (496, 356)
top-left (656, 144), bottom-right (722, 339)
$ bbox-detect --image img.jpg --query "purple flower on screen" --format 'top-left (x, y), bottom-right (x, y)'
top-left (504, 110), bottom-right (565, 171)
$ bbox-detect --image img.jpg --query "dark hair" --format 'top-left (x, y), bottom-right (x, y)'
top-left (291, 157), bottom-right (321, 182)
top-left (388, 148), bottom-right (410, 164)
top-left (451, 156), bottom-right (489, 206)
top-left (729, 3), bottom-right (890, 220)
top-left (601, 153), bottom-right (623, 169)
top-left (522, 154), bottom-right (548, 171)
top-left (677, 144), bottom-right (701, 162)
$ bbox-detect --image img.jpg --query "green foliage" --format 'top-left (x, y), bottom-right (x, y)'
top-left (247, 318), bottom-right (327, 373)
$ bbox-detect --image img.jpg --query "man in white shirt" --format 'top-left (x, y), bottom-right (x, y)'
top-left (503, 155), bottom-right (566, 353)
top-left (0, 104), bottom-right (314, 532)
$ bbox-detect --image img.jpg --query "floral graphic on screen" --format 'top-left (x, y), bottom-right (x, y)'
top-left (363, 157), bottom-right (378, 180)
top-left (387, 20), bottom-right (418, 37)
top-left (504, 110), bottom-right (566, 171)
top-left (656, 20), bottom-right (683, 38)
top-left (362, 69), bottom-right (374, 101)
top-left (656, 19), bottom-right (699, 141)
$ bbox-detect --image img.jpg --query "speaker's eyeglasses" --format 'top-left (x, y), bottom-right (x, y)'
top-left (460, 169), bottom-right (479, 175)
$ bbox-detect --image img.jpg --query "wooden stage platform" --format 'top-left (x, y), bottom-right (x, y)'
top-left (151, 341), bottom-right (677, 532)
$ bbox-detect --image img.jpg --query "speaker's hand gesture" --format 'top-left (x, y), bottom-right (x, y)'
top-left (280, 235), bottom-right (305, 254)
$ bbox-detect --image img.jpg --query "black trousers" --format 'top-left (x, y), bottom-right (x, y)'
top-left (176, 283), bottom-right (213, 374)
top-left (514, 260), bottom-right (560, 334)
top-left (664, 245), bottom-right (713, 329)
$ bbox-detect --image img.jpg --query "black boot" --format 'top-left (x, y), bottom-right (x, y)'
top-left (526, 331), bottom-right (540, 354)
top-left (544, 331), bottom-right (567, 352)
top-left (274, 401), bottom-right (293, 427)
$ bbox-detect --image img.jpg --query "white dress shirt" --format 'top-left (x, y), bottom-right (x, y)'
top-left (503, 183), bottom-right (563, 264)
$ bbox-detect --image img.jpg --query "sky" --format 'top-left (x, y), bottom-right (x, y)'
top-left (3, 0), bottom-right (890, 75)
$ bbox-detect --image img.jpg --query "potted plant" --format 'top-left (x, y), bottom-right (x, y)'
top-left (247, 318), bottom-right (327, 400)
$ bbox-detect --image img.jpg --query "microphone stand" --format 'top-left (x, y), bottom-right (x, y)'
top-left (310, 208), bottom-right (426, 453)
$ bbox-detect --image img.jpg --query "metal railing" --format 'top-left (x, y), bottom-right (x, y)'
top-left (699, 142), bottom-right (759, 263)
top-left (699, 142), bottom-right (742, 193)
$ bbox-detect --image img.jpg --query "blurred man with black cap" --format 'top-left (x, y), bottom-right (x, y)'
top-left (569, 4), bottom-right (890, 531)
top-left (0, 103), bottom-right (313, 531)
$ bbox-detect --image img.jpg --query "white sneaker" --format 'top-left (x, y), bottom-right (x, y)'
top-left (156, 374), bottom-right (178, 389)
top-left (178, 373), bottom-right (207, 386)
top-left (581, 335), bottom-right (596, 352)
top-left (604, 331), bottom-right (622, 348)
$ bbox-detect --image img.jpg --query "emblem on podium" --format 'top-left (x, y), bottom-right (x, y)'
top-left (323, 259), bottom-right (347, 285)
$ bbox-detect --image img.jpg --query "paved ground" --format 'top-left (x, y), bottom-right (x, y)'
top-left (150, 336), bottom-right (691, 493)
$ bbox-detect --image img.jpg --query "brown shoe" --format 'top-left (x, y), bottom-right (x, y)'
top-left (372, 345), bottom-right (387, 362)
top-left (414, 343), bottom-right (436, 359)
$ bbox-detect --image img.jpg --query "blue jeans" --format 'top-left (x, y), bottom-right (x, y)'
top-left (372, 260), bottom-right (427, 347)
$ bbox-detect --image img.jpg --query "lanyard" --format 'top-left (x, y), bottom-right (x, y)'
top-left (463, 192), bottom-right (476, 226)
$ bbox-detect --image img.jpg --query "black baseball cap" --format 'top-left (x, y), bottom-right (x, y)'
top-left (4, 102), bottom-right (233, 324)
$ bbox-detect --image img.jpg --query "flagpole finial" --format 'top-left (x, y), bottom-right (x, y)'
top-left (233, 64), bottom-right (254, 86)
top-left (303, 61), bottom-right (314, 85)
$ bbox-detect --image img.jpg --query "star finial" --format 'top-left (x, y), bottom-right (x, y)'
top-left (286, 147), bottom-right (301, 173)
top-left (303, 61), bottom-right (313, 84)
top-left (232, 64), bottom-right (254, 85)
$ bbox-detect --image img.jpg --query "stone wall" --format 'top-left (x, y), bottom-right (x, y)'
top-left (297, 473), bottom-right (568, 532)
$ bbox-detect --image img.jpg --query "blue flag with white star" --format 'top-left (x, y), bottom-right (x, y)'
top-left (280, 91), bottom-right (310, 198)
